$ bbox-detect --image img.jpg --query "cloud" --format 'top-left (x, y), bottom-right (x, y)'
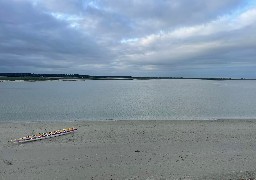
top-left (0, 0), bottom-right (114, 73)
top-left (115, 6), bottom-right (256, 77)
top-left (0, 0), bottom-right (255, 77)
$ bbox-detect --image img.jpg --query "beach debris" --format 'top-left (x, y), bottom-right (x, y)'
top-left (3, 159), bottom-right (13, 165)
top-left (11, 127), bottom-right (77, 143)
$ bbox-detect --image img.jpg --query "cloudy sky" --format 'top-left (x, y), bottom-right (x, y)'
top-left (0, 0), bottom-right (256, 77)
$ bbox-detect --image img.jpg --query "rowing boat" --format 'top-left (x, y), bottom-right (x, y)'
top-left (11, 127), bottom-right (77, 143)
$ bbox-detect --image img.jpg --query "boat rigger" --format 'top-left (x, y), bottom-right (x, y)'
top-left (11, 127), bottom-right (77, 143)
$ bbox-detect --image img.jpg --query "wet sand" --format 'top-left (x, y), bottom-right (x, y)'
top-left (1, 120), bottom-right (256, 180)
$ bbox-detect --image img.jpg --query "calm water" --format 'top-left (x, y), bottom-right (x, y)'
top-left (1, 80), bottom-right (256, 121)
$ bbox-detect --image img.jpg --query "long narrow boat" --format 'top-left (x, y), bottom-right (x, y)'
top-left (11, 127), bottom-right (77, 143)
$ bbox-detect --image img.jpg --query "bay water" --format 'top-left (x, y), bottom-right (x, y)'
top-left (1, 79), bottom-right (256, 121)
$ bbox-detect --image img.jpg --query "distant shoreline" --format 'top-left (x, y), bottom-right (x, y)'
top-left (1, 77), bottom-right (256, 82)
top-left (1, 73), bottom-right (256, 81)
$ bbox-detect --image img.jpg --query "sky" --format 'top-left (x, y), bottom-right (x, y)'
top-left (0, 0), bottom-right (256, 77)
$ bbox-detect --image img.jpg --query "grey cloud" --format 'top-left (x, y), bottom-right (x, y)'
top-left (0, 0), bottom-right (113, 73)
top-left (114, 18), bottom-right (256, 77)
top-left (0, 0), bottom-right (255, 77)
top-left (35, 0), bottom-right (245, 38)
top-left (95, 0), bottom-right (244, 35)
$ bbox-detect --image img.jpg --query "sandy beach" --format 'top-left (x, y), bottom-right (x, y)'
top-left (1, 120), bottom-right (256, 180)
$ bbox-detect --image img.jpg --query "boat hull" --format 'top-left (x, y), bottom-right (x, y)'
top-left (12, 128), bottom-right (77, 143)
